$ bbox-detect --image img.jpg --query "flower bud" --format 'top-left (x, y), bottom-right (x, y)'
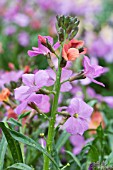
top-left (69, 27), bottom-right (78, 40)
top-left (38, 35), bottom-right (46, 45)
top-left (66, 23), bottom-right (74, 34)
top-left (64, 16), bottom-right (71, 28)
top-left (47, 53), bottom-right (55, 69)
top-left (69, 71), bottom-right (85, 82)
top-left (46, 39), bottom-right (55, 53)
top-left (58, 27), bottom-right (65, 42)
top-left (56, 15), bottom-right (64, 27)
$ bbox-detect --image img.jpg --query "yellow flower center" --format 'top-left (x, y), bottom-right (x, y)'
top-left (74, 113), bottom-right (79, 118)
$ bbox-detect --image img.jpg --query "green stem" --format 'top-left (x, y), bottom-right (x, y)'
top-left (43, 52), bottom-right (62, 170)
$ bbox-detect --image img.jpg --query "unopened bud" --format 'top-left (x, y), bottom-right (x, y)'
top-left (69, 71), bottom-right (85, 82)
top-left (46, 39), bottom-right (55, 53)
top-left (58, 27), bottom-right (65, 42)
top-left (47, 53), bottom-right (55, 69)
top-left (38, 35), bottom-right (46, 45)
top-left (66, 23), bottom-right (74, 34)
top-left (56, 15), bottom-right (64, 27)
top-left (69, 27), bottom-right (78, 40)
top-left (64, 16), bottom-right (71, 28)
top-left (73, 20), bottom-right (80, 28)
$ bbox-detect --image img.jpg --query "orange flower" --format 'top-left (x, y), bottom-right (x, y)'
top-left (62, 39), bottom-right (87, 61)
top-left (0, 88), bottom-right (10, 102)
top-left (89, 111), bottom-right (105, 134)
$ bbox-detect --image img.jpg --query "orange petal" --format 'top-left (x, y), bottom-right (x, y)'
top-left (70, 39), bottom-right (84, 48)
top-left (0, 88), bottom-right (10, 102)
top-left (62, 44), bottom-right (69, 61)
top-left (67, 48), bottom-right (79, 61)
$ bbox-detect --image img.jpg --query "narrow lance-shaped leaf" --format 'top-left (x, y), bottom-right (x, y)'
top-left (0, 133), bottom-right (7, 170)
top-left (6, 163), bottom-right (34, 170)
top-left (7, 118), bottom-right (22, 127)
top-left (105, 151), bottom-right (113, 166)
top-left (65, 150), bottom-right (81, 168)
top-left (56, 131), bottom-right (70, 152)
top-left (9, 127), bottom-right (60, 170)
top-left (18, 111), bottom-right (31, 120)
top-left (0, 122), bottom-right (23, 163)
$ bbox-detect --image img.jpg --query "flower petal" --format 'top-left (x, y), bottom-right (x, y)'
top-left (34, 70), bottom-right (49, 88)
top-left (15, 101), bottom-right (27, 114)
top-left (22, 74), bottom-right (34, 86)
top-left (14, 86), bottom-right (31, 101)
top-left (91, 78), bottom-right (105, 87)
top-left (78, 99), bottom-right (93, 118)
top-left (53, 42), bottom-right (60, 51)
top-left (61, 82), bottom-right (72, 92)
top-left (67, 98), bottom-right (80, 116)
top-left (64, 117), bottom-right (78, 135)
top-left (61, 69), bottom-right (72, 82)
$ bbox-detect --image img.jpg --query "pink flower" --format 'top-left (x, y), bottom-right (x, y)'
top-left (28, 35), bottom-right (60, 57)
top-left (15, 70), bottom-right (49, 101)
top-left (14, 70), bottom-right (51, 114)
top-left (0, 70), bottom-right (23, 88)
top-left (15, 94), bottom-right (50, 114)
top-left (47, 68), bottom-right (73, 92)
top-left (70, 135), bottom-right (93, 155)
top-left (83, 56), bottom-right (107, 86)
top-left (63, 98), bottom-right (93, 135)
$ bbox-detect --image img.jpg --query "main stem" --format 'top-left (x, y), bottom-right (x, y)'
top-left (43, 54), bottom-right (62, 170)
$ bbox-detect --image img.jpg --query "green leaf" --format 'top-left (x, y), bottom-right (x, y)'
top-left (87, 100), bottom-right (97, 107)
top-left (9, 128), bottom-right (60, 170)
top-left (50, 142), bottom-right (62, 170)
top-left (56, 131), bottom-right (70, 152)
top-left (6, 163), bottom-right (33, 170)
top-left (18, 111), bottom-right (31, 120)
top-left (65, 150), bottom-right (81, 168)
top-left (105, 151), bottom-right (113, 166)
top-left (87, 144), bottom-right (99, 162)
top-left (0, 122), bottom-right (23, 163)
top-left (7, 118), bottom-right (22, 127)
top-left (0, 133), bottom-right (7, 170)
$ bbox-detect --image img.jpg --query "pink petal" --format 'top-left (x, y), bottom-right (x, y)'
top-left (22, 74), bottom-right (34, 86)
top-left (34, 70), bottom-right (49, 88)
top-left (61, 82), bottom-right (72, 92)
top-left (91, 79), bottom-right (105, 87)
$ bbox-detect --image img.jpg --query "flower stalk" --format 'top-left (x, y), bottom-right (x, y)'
top-left (43, 49), bottom-right (62, 170)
